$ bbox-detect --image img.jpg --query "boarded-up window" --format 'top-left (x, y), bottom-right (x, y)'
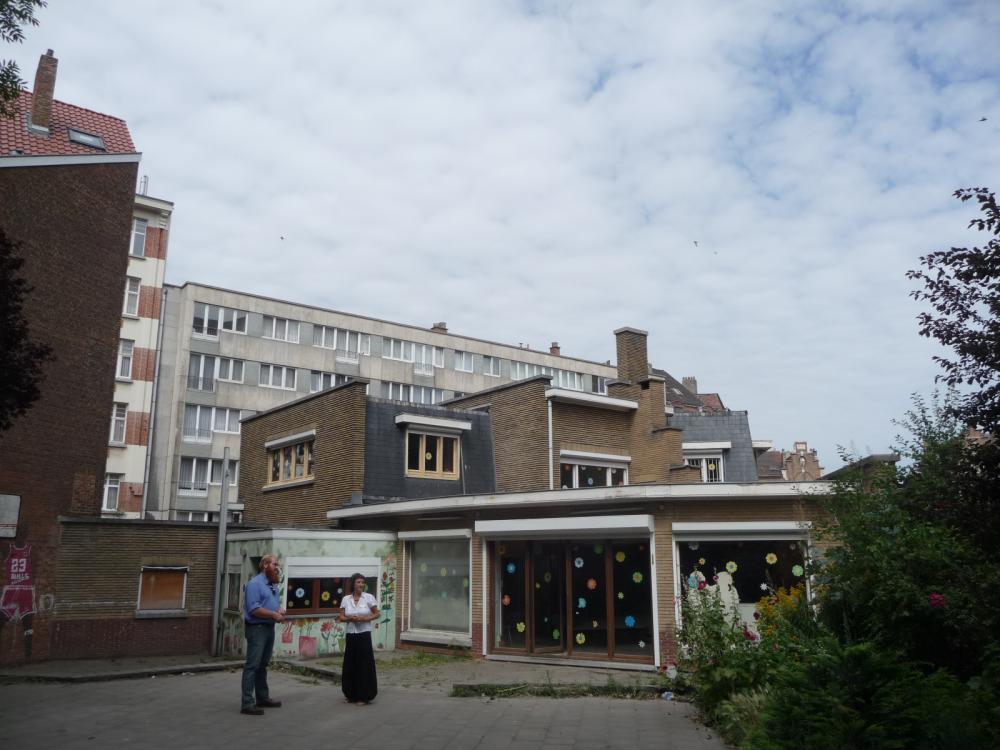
top-left (138, 568), bottom-right (187, 610)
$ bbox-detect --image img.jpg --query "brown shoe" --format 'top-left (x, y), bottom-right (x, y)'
top-left (256, 699), bottom-right (282, 708)
top-left (241, 706), bottom-right (265, 715)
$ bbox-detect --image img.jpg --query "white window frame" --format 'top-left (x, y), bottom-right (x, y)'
top-left (384, 381), bottom-right (412, 402)
top-left (403, 536), bottom-right (473, 640)
top-left (313, 326), bottom-right (370, 361)
top-left (131, 218), bottom-right (147, 258)
top-left (117, 339), bottom-right (134, 380)
top-left (593, 376), bottom-right (608, 395)
top-left (217, 356), bottom-right (244, 384)
top-left (558, 459), bottom-right (629, 489)
top-left (383, 337), bottom-right (415, 362)
top-left (454, 351), bottom-right (474, 373)
top-left (123, 277), bottom-right (140, 317)
top-left (209, 458), bottom-right (239, 487)
top-left (182, 404), bottom-right (214, 442)
top-left (482, 355), bottom-right (502, 377)
top-left (555, 369), bottom-right (583, 391)
top-left (178, 457), bottom-right (211, 495)
top-left (103, 473), bottom-right (123, 511)
top-left (220, 307), bottom-right (247, 334)
top-left (109, 402), bottom-right (127, 445)
top-left (310, 370), bottom-right (349, 393)
top-left (213, 406), bottom-right (242, 434)
top-left (263, 315), bottom-right (300, 343)
top-left (684, 453), bottom-right (725, 483)
top-left (259, 363), bottom-right (297, 390)
top-left (412, 385), bottom-right (444, 405)
top-left (192, 302), bottom-right (221, 338)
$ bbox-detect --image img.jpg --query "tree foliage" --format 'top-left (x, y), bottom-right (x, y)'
top-left (907, 188), bottom-right (1000, 431)
top-left (0, 227), bottom-right (52, 431)
top-left (0, 0), bottom-right (46, 119)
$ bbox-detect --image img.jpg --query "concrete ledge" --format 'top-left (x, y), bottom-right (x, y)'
top-left (0, 660), bottom-right (244, 684)
top-left (275, 660), bottom-right (341, 682)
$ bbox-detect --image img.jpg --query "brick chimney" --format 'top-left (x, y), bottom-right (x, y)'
top-left (430, 322), bottom-right (447, 333)
top-left (549, 341), bottom-right (560, 356)
top-left (682, 376), bottom-right (698, 394)
top-left (614, 327), bottom-right (649, 383)
top-left (30, 49), bottom-right (58, 133)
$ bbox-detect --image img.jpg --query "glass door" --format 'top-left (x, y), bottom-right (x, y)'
top-left (531, 542), bottom-right (565, 653)
top-left (568, 541), bottom-right (609, 657)
top-left (496, 542), bottom-right (528, 649)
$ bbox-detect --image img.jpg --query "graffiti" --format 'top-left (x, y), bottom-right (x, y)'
top-left (1, 542), bottom-right (37, 660)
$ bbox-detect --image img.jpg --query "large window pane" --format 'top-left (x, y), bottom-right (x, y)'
top-left (612, 542), bottom-right (653, 657)
top-left (497, 541), bottom-right (527, 648)
top-left (410, 539), bottom-right (470, 633)
top-left (569, 541), bottom-right (607, 654)
top-left (139, 569), bottom-right (186, 610)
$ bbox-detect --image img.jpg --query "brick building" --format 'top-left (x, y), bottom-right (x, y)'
top-left (231, 327), bottom-right (829, 668)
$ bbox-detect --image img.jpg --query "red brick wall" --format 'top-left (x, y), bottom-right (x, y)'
top-left (143, 227), bottom-right (169, 260)
top-left (0, 160), bottom-right (138, 665)
top-left (118, 482), bottom-right (144, 514)
top-left (132, 346), bottom-right (156, 381)
top-left (125, 410), bottom-right (150, 446)
top-left (138, 285), bottom-right (161, 319)
top-left (51, 616), bottom-right (212, 659)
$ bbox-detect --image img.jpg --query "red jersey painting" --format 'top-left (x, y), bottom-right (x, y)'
top-left (1, 543), bottom-right (35, 621)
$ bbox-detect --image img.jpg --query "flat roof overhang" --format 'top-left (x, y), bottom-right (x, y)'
top-left (327, 481), bottom-right (832, 521)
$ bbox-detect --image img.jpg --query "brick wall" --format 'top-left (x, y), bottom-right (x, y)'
top-left (241, 381), bottom-right (368, 524)
top-left (0, 160), bottom-right (138, 665)
top-left (125, 410), bottom-right (150, 446)
top-left (143, 226), bottom-right (169, 260)
top-left (131, 346), bottom-right (156, 381)
top-left (118, 482), bottom-right (144, 514)
top-left (50, 519), bottom-right (217, 658)
top-left (137, 285), bottom-right (161, 319)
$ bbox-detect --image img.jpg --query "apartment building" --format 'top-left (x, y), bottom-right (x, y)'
top-left (103, 191), bottom-right (172, 517)
top-left (146, 282), bottom-right (618, 522)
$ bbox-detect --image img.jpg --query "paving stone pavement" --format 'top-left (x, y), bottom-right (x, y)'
top-left (0, 670), bottom-right (728, 749)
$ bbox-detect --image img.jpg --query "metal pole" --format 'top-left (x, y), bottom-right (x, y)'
top-left (210, 447), bottom-right (230, 656)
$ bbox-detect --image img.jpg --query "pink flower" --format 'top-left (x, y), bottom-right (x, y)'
top-left (929, 592), bottom-right (947, 608)
top-left (698, 580), bottom-right (707, 590)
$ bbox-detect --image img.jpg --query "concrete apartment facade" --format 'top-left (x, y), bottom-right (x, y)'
top-left (146, 281), bottom-right (618, 522)
top-left (103, 192), bottom-right (173, 518)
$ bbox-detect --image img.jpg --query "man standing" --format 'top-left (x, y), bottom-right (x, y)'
top-left (241, 554), bottom-right (285, 715)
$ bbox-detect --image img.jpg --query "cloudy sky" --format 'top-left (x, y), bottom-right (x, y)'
top-left (12, 1), bottom-right (999, 469)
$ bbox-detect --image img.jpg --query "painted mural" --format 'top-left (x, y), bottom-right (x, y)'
top-left (221, 534), bottom-right (397, 660)
top-left (1, 541), bottom-right (39, 661)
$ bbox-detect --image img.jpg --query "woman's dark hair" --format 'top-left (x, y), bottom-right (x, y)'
top-left (348, 573), bottom-right (367, 592)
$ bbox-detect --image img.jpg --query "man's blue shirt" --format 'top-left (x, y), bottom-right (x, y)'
top-left (244, 572), bottom-right (280, 624)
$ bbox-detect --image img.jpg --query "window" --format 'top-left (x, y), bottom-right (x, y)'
top-left (312, 326), bottom-right (370, 360)
top-left (384, 381), bottom-right (412, 402)
top-left (217, 356), bottom-right (244, 383)
top-left (263, 315), bottom-right (299, 343)
top-left (285, 574), bottom-right (377, 615)
top-left (138, 567), bottom-right (187, 612)
top-left (259, 363), bottom-right (296, 390)
top-left (117, 339), bottom-right (134, 380)
top-left (213, 407), bottom-right (241, 434)
top-left (179, 457), bottom-right (211, 494)
top-left (686, 455), bottom-right (724, 483)
top-left (482, 355), bottom-right (502, 377)
top-left (409, 539), bottom-right (470, 633)
top-left (225, 568), bottom-right (242, 611)
top-left (188, 354), bottom-right (243, 390)
top-left (511, 361), bottom-right (552, 380)
top-left (414, 344), bottom-right (444, 374)
top-left (310, 370), bottom-right (350, 393)
top-left (454, 351), bottom-right (474, 373)
top-left (209, 458), bottom-right (238, 486)
top-left (554, 369), bottom-right (583, 391)
top-left (192, 303), bottom-right (246, 337)
top-left (559, 462), bottom-right (627, 489)
top-left (174, 511), bottom-right (209, 522)
top-left (68, 127), bottom-right (106, 150)
top-left (109, 402), bottom-right (127, 445)
top-left (221, 307), bottom-right (247, 334)
top-left (592, 376), bottom-right (609, 395)
top-left (182, 404), bottom-right (213, 441)
top-left (130, 218), bottom-right (147, 257)
top-left (406, 431), bottom-right (459, 479)
top-left (267, 439), bottom-right (315, 486)
top-left (412, 385), bottom-right (444, 405)
top-left (123, 277), bottom-right (140, 316)
top-left (103, 473), bottom-right (122, 511)
top-left (383, 337), bottom-right (414, 362)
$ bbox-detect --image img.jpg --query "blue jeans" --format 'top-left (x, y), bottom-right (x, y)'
top-left (242, 622), bottom-right (275, 708)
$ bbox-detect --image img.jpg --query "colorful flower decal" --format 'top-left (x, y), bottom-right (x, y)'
top-left (712, 575), bottom-right (718, 583)
top-left (552, 629), bottom-right (560, 640)
top-left (419, 563), bottom-right (427, 573)
top-left (617, 592), bottom-right (624, 600)
top-left (543, 571), bottom-right (552, 583)
top-left (575, 633), bottom-right (586, 645)
top-left (587, 477), bottom-right (594, 485)
top-left (792, 564), bottom-right (804, 577)
top-left (516, 622), bottom-right (526, 633)
top-left (765, 553), bottom-right (778, 565)
top-left (502, 594), bottom-right (511, 606)
top-left (425, 452), bottom-right (432, 461)
top-left (594, 544), bottom-right (604, 554)
top-left (632, 571), bottom-right (643, 584)
top-left (506, 562), bottom-right (516, 574)
top-left (535, 583), bottom-right (540, 589)
top-left (760, 583), bottom-right (768, 591)
top-left (578, 597), bottom-right (587, 609)
top-left (624, 615), bottom-right (636, 628)
top-left (688, 542), bottom-right (699, 551)
top-left (586, 578), bottom-right (598, 590)
top-left (929, 592), bottom-right (947, 608)
top-left (638, 640), bottom-right (646, 649)
top-left (687, 573), bottom-right (699, 589)
top-left (497, 544), bottom-right (507, 555)
top-left (698, 581), bottom-right (707, 590)
top-left (615, 551), bottom-right (626, 563)
top-left (462, 578), bottom-right (469, 588)
top-left (574, 557), bottom-right (584, 569)
top-left (321, 591), bottom-right (331, 601)
top-left (726, 561), bottom-right (738, 574)
top-left (592, 619), bottom-right (599, 628)
top-left (440, 567), bottom-right (448, 577)
top-left (295, 587), bottom-right (305, 598)
top-left (337, 587), bottom-right (343, 595)
top-left (698, 557), bottom-right (706, 566)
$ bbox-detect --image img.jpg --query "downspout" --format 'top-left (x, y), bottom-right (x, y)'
top-left (547, 398), bottom-right (554, 490)
top-left (141, 285), bottom-right (167, 518)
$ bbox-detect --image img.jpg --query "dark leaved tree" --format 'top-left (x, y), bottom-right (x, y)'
top-left (0, 0), bottom-right (46, 119)
top-left (907, 188), bottom-right (1000, 432)
top-left (0, 227), bottom-right (52, 431)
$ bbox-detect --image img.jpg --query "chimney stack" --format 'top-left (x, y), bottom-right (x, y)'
top-left (613, 327), bottom-right (649, 383)
top-left (549, 341), bottom-right (560, 356)
top-left (682, 376), bottom-right (698, 394)
top-left (430, 322), bottom-right (448, 333)
top-left (30, 49), bottom-right (58, 133)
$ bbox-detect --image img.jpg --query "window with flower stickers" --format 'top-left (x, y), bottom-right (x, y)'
top-left (285, 575), bottom-right (378, 615)
top-left (409, 539), bottom-right (470, 633)
top-left (684, 453), bottom-right (724, 482)
top-left (406, 431), bottom-right (459, 480)
top-left (267, 439), bottom-right (315, 486)
top-left (559, 462), bottom-right (627, 489)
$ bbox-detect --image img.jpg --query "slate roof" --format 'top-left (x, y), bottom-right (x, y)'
top-left (363, 398), bottom-right (496, 502)
top-left (756, 450), bottom-right (786, 481)
top-left (652, 368), bottom-right (704, 411)
top-left (1, 90), bottom-right (136, 156)
top-left (669, 411), bottom-right (759, 482)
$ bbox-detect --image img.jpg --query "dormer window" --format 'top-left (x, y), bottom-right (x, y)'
top-left (685, 454), bottom-right (724, 482)
top-left (406, 431), bottom-right (459, 480)
top-left (68, 128), bottom-right (105, 150)
top-left (559, 461), bottom-right (628, 489)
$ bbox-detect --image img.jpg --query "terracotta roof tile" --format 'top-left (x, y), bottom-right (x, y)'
top-left (0, 90), bottom-right (136, 157)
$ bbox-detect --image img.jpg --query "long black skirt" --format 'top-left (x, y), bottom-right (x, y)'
top-left (342, 632), bottom-right (378, 703)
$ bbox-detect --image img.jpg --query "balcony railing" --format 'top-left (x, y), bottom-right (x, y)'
top-left (413, 362), bottom-right (435, 376)
top-left (335, 349), bottom-right (359, 364)
top-left (187, 375), bottom-right (216, 392)
top-left (182, 426), bottom-right (213, 441)
top-left (178, 480), bottom-right (209, 494)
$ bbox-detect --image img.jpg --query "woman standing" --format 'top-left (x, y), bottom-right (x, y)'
top-left (338, 572), bottom-right (379, 705)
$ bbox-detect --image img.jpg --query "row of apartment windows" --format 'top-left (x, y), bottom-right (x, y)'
top-left (182, 404), bottom-right (244, 441)
top-left (178, 456), bottom-right (239, 494)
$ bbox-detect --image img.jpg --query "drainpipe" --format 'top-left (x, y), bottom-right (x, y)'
top-left (141, 285), bottom-right (167, 518)
top-left (211, 448), bottom-right (231, 656)
top-left (547, 398), bottom-right (554, 490)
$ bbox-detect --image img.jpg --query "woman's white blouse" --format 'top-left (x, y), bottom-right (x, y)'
top-left (341, 592), bottom-right (379, 634)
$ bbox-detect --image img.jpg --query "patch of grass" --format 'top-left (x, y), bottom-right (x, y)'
top-left (450, 682), bottom-right (664, 699)
top-left (376, 650), bottom-right (472, 670)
